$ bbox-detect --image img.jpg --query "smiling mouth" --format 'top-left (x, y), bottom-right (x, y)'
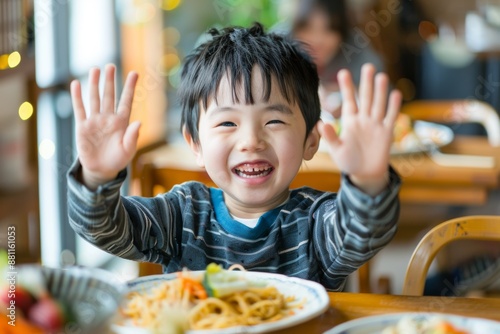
top-left (233, 163), bottom-right (274, 178)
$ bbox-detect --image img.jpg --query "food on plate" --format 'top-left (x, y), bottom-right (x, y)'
top-left (119, 263), bottom-right (304, 331)
top-left (381, 315), bottom-right (470, 334)
top-left (0, 266), bottom-right (73, 333)
top-left (322, 112), bottom-right (425, 152)
top-left (392, 113), bottom-right (422, 151)
top-left (0, 312), bottom-right (45, 334)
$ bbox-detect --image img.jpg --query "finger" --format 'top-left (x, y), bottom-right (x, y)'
top-left (88, 67), bottom-right (101, 115)
top-left (317, 120), bottom-right (340, 150)
top-left (371, 72), bottom-right (389, 121)
top-left (123, 121), bottom-right (141, 155)
top-left (384, 89), bottom-right (403, 129)
top-left (117, 71), bottom-right (139, 118)
top-left (337, 69), bottom-right (357, 118)
top-left (102, 64), bottom-right (116, 114)
top-left (358, 63), bottom-right (376, 116)
top-left (70, 80), bottom-right (87, 123)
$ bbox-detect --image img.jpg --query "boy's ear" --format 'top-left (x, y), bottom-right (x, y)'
top-left (182, 126), bottom-right (205, 167)
top-left (303, 123), bottom-right (320, 161)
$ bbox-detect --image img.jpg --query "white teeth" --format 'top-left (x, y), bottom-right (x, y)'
top-left (239, 167), bottom-right (268, 172)
top-left (235, 169), bottom-right (271, 178)
top-left (234, 165), bottom-right (273, 178)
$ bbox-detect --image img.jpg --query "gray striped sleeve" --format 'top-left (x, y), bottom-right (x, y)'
top-left (67, 159), bottom-right (178, 263)
top-left (313, 166), bottom-right (401, 290)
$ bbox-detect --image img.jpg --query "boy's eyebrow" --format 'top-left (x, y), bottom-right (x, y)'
top-left (208, 103), bottom-right (294, 115)
top-left (265, 104), bottom-right (294, 115)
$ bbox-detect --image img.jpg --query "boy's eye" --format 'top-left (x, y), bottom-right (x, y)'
top-left (266, 119), bottom-right (285, 125)
top-left (218, 121), bottom-right (236, 127)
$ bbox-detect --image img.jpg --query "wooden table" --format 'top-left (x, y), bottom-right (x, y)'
top-left (296, 136), bottom-right (500, 206)
top-left (136, 136), bottom-right (500, 207)
top-left (270, 292), bottom-right (500, 334)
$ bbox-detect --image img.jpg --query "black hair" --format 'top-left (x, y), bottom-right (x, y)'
top-left (292, 0), bottom-right (350, 41)
top-left (179, 22), bottom-right (320, 144)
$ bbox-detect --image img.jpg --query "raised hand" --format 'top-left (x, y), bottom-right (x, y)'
top-left (71, 64), bottom-right (140, 189)
top-left (318, 63), bottom-right (402, 196)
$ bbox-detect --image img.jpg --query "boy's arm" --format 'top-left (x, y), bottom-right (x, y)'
top-left (318, 63), bottom-right (402, 196)
top-left (66, 160), bottom-right (179, 264)
top-left (312, 166), bottom-right (401, 290)
top-left (70, 64), bottom-right (141, 190)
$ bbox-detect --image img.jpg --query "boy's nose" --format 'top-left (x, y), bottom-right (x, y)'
top-left (236, 129), bottom-right (266, 152)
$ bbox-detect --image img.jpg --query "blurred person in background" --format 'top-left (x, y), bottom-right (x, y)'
top-left (291, 0), bottom-right (385, 118)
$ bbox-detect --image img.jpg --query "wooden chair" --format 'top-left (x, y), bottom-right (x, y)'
top-left (401, 99), bottom-right (500, 146)
top-left (139, 164), bottom-right (216, 197)
top-left (403, 215), bottom-right (500, 296)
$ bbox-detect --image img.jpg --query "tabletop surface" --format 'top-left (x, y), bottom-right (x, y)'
top-left (270, 292), bottom-right (500, 334)
top-left (302, 136), bottom-right (500, 187)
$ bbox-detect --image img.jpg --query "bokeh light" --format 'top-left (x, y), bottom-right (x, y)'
top-left (142, 2), bottom-right (157, 22)
top-left (0, 54), bottom-right (8, 70)
top-left (8, 51), bottom-right (21, 68)
top-left (39, 139), bottom-right (56, 160)
top-left (162, 52), bottom-right (180, 72)
top-left (19, 101), bottom-right (34, 120)
top-left (160, 0), bottom-right (182, 11)
top-left (418, 21), bottom-right (438, 41)
top-left (163, 27), bottom-right (181, 46)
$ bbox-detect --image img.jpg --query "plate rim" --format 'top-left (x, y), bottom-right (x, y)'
top-left (390, 120), bottom-right (455, 155)
top-left (323, 311), bottom-right (500, 334)
top-left (114, 270), bottom-right (330, 334)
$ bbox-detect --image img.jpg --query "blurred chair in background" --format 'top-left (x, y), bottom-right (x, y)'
top-left (400, 101), bottom-right (500, 297)
top-left (403, 215), bottom-right (500, 297)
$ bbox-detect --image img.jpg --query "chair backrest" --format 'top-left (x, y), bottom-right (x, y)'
top-left (140, 162), bottom-right (216, 197)
top-left (403, 215), bottom-right (500, 296)
top-left (401, 100), bottom-right (500, 146)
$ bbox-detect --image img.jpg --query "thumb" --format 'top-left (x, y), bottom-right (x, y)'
top-left (318, 120), bottom-right (340, 149)
top-left (123, 121), bottom-right (141, 155)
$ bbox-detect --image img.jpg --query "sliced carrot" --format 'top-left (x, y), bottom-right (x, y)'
top-left (0, 316), bottom-right (44, 334)
top-left (436, 321), bottom-right (469, 334)
top-left (178, 275), bottom-right (207, 299)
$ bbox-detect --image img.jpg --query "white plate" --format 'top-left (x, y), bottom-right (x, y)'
top-left (318, 114), bottom-right (454, 155)
top-left (391, 121), bottom-right (454, 155)
top-left (323, 312), bottom-right (500, 334)
top-left (112, 271), bottom-right (329, 334)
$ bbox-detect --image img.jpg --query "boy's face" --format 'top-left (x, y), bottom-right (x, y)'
top-left (184, 67), bottom-right (320, 218)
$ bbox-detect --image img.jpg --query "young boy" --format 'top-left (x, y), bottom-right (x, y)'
top-left (67, 23), bottom-right (401, 291)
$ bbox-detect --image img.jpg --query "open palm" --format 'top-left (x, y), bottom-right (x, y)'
top-left (71, 64), bottom-right (140, 188)
top-left (318, 64), bottom-right (401, 194)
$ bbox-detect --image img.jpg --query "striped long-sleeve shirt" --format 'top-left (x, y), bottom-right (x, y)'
top-left (67, 160), bottom-right (401, 291)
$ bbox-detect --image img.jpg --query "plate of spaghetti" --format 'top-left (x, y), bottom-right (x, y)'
top-left (112, 263), bottom-right (329, 334)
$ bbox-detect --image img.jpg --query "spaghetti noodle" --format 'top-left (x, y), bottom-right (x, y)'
top-left (120, 265), bottom-right (303, 331)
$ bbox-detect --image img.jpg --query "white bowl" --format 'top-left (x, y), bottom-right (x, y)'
top-left (18, 265), bottom-right (127, 333)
